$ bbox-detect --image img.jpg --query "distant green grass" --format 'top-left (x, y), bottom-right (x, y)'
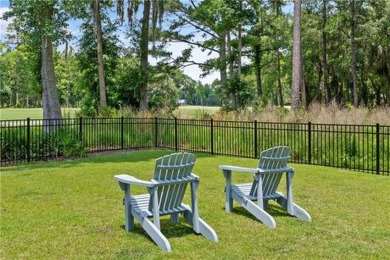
top-left (0, 108), bottom-right (80, 120)
top-left (0, 107), bottom-right (218, 120)
top-left (174, 105), bottom-right (220, 118)
top-left (1, 150), bottom-right (389, 259)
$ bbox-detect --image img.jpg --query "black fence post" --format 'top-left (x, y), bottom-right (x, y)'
top-left (308, 122), bottom-right (312, 164)
top-left (27, 117), bottom-right (31, 163)
top-left (174, 117), bottom-right (178, 151)
top-left (79, 117), bottom-right (83, 142)
top-left (155, 117), bottom-right (158, 148)
top-left (210, 119), bottom-right (214, 155)
top-left (376, 123), bottom-right (380, 175)
top-left (121, 116), bottom-right (124, 150)
top-left (254, 120), bottom-right (258, 159)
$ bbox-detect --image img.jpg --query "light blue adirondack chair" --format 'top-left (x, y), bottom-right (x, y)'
top-left (115, 152), bottom-right (218, 252)
top-left (219, 146), bottom-right (311, 228)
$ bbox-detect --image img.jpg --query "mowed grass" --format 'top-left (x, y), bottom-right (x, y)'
top-left (173, 105), bottom-right (220, 118)
top-left (0, 106), bottom-right (218, 120)
top-left (1, 150), bottom-right (389, 259)
top-left (0, 108), bottom-right (80, 120)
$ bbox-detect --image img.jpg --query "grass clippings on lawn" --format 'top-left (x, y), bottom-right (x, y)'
top-left (1, 150), bottom-right (389, 259)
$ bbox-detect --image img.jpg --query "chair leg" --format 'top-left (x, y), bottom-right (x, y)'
top-left (231, 189), bottom-right (276, 228)
top-left (124, 197), bottom-right (134, 231)
top-left (141, 217), bottom-right (172, 252)
top-left (223, 170), bottom-right (233, 212)
top-left (275, 195), bottom-right (293, 215)
top-left (263, 199), bottom-right (269, 209)
top-left (183, 210), bottom-right (218, 242)
top-left (275, 195), bottom-right (311, 222)
top-left (243, 199), bottom-right (276, 228)
top-left (125, 211), bottom-right (134, 231)
top-left (291, 203), bottom-right (312, 222)
top-left (170, 213), bottom-right (179, 224)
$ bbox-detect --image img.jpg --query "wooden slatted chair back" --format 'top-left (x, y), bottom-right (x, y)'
top-left (150, 153), bottom-right (196, 212)
top-left (257, 146), bottom-right (291, 169)
top-left (250, 146), bottom-right (291, 197)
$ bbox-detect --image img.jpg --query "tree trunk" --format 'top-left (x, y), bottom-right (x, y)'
top-left (227, 32), bottom-right (234, 78)
top-left (291, 0), bottom-right (302, 110)
top-left (139, 0), bottom-right (151, 111)
top-left (65, 40), bottom-right (70, 108)
top-left (385, 71), bottom-right (390, 107)
top-left (301, 51), bottom-right (307, 108)
top-left (315, 61), bottom-right (323, 102)
top-left (350, 0), bottom-right (358, 107)
top-left (237, 0), bottom-right (242, 78)
top-left (254, 45), bottom-right (262, 98)
top-left (275, 1), bottom-right (283, 107)
top-left (337, 81), bottom-right (343, 104)
top-left (237, 11), bottom-right (243, 109)
top-left (254, 8), bottom-right (262, 99)
top-left (92, 0), bottom-right (107, 110)
top-left (41, 34), bottom-right (62, 127)
top-left (226, 32), bottom-right (236, 109)
top-left (277, 50), bottom-right (284, 107)
top-left (322, 0), bottom-right (330, 105)
top-left (219, 32), bottom-right (228, 107)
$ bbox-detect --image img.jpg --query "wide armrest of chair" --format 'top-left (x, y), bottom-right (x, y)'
top-left (190, 173), bottom-right (200, 180)
top-left (114, 174), bottom-right (154, 187)
top-left (258, 166), bottom-right (294, 174)
top-left (219, 165), bottom-right (259, 173)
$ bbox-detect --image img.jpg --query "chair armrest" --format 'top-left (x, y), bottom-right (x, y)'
top-left (190, 173), bottom-right (200, 180)
top-left (258, 166), bottom-right (294, 174)
top-left (219, 165), bottom-right (259, 173)
top-left (114, 174), bottom-right (154, 187)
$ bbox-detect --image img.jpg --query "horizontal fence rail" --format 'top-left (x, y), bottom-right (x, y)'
top-left (1, 117), bottom-right (389, 175)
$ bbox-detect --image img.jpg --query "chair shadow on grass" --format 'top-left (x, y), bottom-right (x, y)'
top-left (120, 216), bottom-right (198, 243)
top-left (229, 202), bottom-right (295, 223)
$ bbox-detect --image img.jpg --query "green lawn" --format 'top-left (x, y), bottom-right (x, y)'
top-left (1, 150), bottom-right (389, 259)
top-left (0, 107), bottom-right (218, 120)
top-left (173, 105), bottom-right (220, 118)
top-left (0, 108), bottom-right (80, 120)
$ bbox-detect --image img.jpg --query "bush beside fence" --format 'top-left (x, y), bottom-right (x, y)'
top-left (1, 117), bottom-right (389, 175)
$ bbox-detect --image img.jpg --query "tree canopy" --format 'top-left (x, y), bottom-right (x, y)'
top-left (1, 0), bottom-right (389, 116)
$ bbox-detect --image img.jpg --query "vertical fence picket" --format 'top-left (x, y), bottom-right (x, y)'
top-left (174, 117), bottom-right (178, 151)
top-left (121, 117), bottom-right (124, 150)
top-left (27, 118), bottom-right (30, 163)
top-left (154, 117), bottom-right (158, 148)
top-left (254, 120), bottom-right (258, 159)
top-left (308, 122), bottom-right (311, 165)
top-left (211, 119), bottom-right (214, 155)
top-left (376, 123), bottom-right (380, 175)
top-left (79, 117), bottom-right (83, 142)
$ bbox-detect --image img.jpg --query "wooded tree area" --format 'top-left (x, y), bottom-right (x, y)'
top-left (1, 0), bottom-right (389, 117)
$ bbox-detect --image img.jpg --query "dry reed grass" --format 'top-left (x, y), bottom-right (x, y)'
top-left (118, 103), bottom-right (389, 125)
top-left (213, 102), bottom-right (390, 125)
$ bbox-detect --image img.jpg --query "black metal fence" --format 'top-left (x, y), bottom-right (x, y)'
top-left (1, 117), bottom-right (389, 175)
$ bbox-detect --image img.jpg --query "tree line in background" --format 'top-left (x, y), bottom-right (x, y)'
top-left (1, 0), bottom-right (389, 121)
